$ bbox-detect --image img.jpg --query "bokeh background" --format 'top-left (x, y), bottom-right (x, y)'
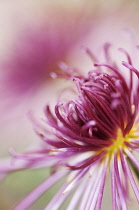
top-left (0, 0), bottom-right (139, 209)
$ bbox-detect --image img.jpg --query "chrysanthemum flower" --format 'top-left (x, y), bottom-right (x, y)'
top-left (1, 44), bottom-right (139, 210)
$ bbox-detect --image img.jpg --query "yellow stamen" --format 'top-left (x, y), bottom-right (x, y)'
top-left (107, 129), bottom-right (127, 156)
top-left (105, 124), bottom-right (139, 160)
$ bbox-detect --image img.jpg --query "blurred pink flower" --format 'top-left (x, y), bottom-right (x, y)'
top-left (0, 9), bottom-right (90, 117)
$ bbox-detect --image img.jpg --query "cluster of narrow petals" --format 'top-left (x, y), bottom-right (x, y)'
top-left (1, 44), bottom-right (139, 210)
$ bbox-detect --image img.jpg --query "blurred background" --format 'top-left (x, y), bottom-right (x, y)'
top-left (0, 0), bottom-right (139, 209)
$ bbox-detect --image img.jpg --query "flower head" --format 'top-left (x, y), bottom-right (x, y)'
top-left (1, 43), bottom-right (139, 210)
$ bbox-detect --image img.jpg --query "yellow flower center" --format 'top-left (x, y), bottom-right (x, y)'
top-left (107, 129), bottom-right (127, 157)
top-left (105, 122), bottom-right (139, 160)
